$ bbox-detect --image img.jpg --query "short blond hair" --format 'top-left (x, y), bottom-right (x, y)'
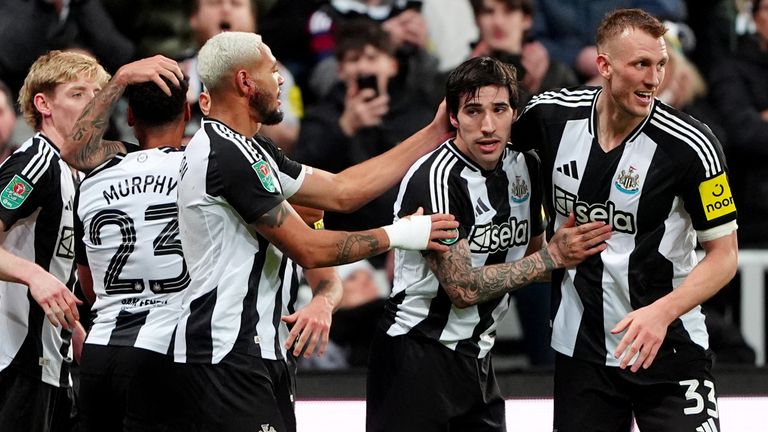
top-left (198, 32), bottom-right (264, 91)
top-left (18, 50), bottom-right (110, 130)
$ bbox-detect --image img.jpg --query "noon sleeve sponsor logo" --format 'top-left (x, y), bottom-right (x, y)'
top-left (698, 172), bottom-right (735, 221)
top-left (1, 174), bottom-right (33, 209)
top-left (252, 160), bottom-right (277, 193)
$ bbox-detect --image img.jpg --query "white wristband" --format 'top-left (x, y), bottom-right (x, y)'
top-left (382, 215), bottom-right (432, 250)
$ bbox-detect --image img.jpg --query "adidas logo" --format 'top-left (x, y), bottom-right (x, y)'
top-left (696, 418), bottom-right (719, 432)
top-left (260, 424), bottom-right (277, 432)
top-left (474, 198), bottom-right (491, 216)
top-left (556, 160), bottom-right (579, 179)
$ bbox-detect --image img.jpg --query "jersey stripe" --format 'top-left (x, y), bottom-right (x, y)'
top-left (653, 105), bottom-right (721, 175)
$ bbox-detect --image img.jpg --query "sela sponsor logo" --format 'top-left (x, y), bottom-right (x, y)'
top-left (698, 172), bottom-right (735, 221)
top-left (554, 186), bottom-right (637, 234)
top-left (614, 165), bottom-right (640, 194)
top-left (467, 216), bottom-right (528, 253)
top-left (510, 176), bottom-right (530, 203)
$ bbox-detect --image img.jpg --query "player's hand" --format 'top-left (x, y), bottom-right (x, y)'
top-left (27, 268), bottom-right (82, 330)
top-left (282, 295), bottom-right (334, 358)
top-left (409, 207), bottom-right (459, 252)
top-left (611, 303), bottom-right (674, 372)
top-left (430, 99), bottom-right (454, 142)
top-left (72, 321), bottom-right (87, 364)
top-left (547, 213), bottom-right (612, 268)
top-left (114, 55), bottom-right (184, 96)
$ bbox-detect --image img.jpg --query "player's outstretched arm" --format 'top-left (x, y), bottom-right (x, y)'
top-left (282, 266), bottom-right (343, 359)
top-left (62, 55), bottom-right (183, 170)
top-left (288, 100), bottom-right (453, 213)
top-left (0, 222), bottom-right (81, 329)
top-left (251, 202), bottom-right (459, 269)
top-left (611, 231), bottom-right (738, 372)
top-left (427, 214), bottom-right (612, 308)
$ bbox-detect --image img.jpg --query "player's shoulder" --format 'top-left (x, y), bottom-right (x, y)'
top-left (649, 101), bottom-right (718, 141)
top-left (522, 85), bottom-right (599, 116)
top-left (647, 101), bottom-right (723, 168)
top-left (0, 133), bottom-right (61, 182)
top-left (408, 140), bottom-right (473, 181)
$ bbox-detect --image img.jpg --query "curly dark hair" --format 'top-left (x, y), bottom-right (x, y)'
top-left (125, 76), bottom-right (189, 128)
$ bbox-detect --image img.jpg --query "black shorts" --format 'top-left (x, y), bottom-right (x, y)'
top-left (553, 347), bottom-right (721, 432)
top-left (366, 330), bottom-right (506, 432)
top-left (167, 351), bottom-right (296, 432)
top-left (0, 366), bottom-right (75, 432)
top-left (78, 344), bottom-right (175, 432)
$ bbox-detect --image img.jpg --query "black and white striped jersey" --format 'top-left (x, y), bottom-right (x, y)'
top-left (172, 118), bottom-right (305, 364)
top-left (0, 133), bottom-right (77, 388)
top-left (513, 86), bottom-right (738, 366)
top-left (380, 139), bottom-right (544, 358)
top-left (73, 147), bottom-right (189, 354)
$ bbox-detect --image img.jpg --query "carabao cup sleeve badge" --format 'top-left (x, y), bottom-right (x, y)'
top-left (251, 160), bottom-right (277, 193)
top-left (1, 175), bottom-right (33, 210)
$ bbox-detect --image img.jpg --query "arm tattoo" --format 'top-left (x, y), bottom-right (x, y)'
top-left (426, 240), bottom-right (555, 307)
top-left (70, 81), bottom-right (126, 168)
top-left (255, 203), bottom-right (291, 228)
top-left (335, 234), bottom-right (382, 263)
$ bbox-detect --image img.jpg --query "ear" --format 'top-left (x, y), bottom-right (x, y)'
top-left (235, 70), bottom-right (252, 95)
top-left (449, 112), bottom-right (459, 129)
top-left (183, 102), bottom-right (192, 122)
top-left (33, 93), bottom-right (52, 118)
top-left (127, 106), bottom-right (135, 127)
top-left (596, 52), bottom-right (611, 80)
top-left (522, 14), bottom-right (533, 31)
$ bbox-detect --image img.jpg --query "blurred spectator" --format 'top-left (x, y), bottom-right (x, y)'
top-left (0, 80), bottom-right (17, 162)
top-left (294, 19), bottom-right (436, 258)
top-left (180, 0), bottom-right (303, 151)
top-left (470, 0), bottom-right (578, 109)
top-left (656, 32), bottom-right (727, 141)
top-left (709, 0), bottom-right (768, 247)
top-left (421, 0), bottom-right (479, 71)
top-left (0, 0), bottom-right (134, 97)
top-left (301, 259), bottom-right (388, 370)
top-left (683, 0), bottom-right (739, 80)
top-left (101, 0), bottom-right (192, 59)
top-left (529, 0), bottom-right (686, 81)
top-left (306, 0), bottom-right (442, 103)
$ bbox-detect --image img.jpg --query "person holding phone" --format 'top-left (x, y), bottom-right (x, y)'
top-left (295, 19), bottom-right (439, 245)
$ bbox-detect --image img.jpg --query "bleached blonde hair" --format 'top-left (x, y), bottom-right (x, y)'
top-left (198, 32), bottom-right (264, 91)
top-left (18, 50), bottom-right (110, 130)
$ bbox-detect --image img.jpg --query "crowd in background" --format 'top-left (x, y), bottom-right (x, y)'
top-left (1, 0), bottom-right (765, 369)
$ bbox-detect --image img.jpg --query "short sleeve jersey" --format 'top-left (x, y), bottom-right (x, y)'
top-left (74, 147), bottom-right (189, 354)
top-left (380, 139), bottom-right (544, 358)
top-left (0, 133), bottom-right (77, 387)
top-left (172, 118), bottom-right (305, 364)
top-left (512, 86), bottom-right (738, 366)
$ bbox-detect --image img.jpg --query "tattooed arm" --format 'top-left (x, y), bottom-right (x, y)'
top-left (427, 214), bottom-right (613, 308)
top-left (251, 202), bottom-right (460, 268)
top-left (61, 56), bottom-right (183, 170)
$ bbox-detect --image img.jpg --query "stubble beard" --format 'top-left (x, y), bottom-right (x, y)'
top-left (250, 91), bottom-right (284, 126)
